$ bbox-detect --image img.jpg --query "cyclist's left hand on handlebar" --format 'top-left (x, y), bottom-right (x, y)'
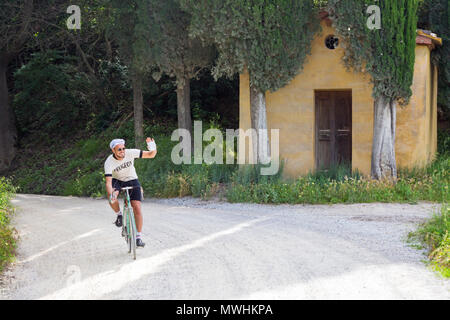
top-left (110, 191), bottom-right (118, 202)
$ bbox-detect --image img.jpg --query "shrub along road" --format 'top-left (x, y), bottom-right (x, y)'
top-left (0, 194), bottom-right (449, 299)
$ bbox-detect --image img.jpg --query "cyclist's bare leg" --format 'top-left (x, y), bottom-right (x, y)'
top-left (108, 190), bottom-right (120, 213)
top-left (131, 200), bottom-right (143, 232)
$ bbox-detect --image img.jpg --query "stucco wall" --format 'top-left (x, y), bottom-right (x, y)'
top-left (396, 45), bottom-right (436, 168)
top-left (239, 21), bottom-right (436, 178)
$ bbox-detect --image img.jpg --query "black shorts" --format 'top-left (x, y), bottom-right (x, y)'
top-left (112, 179), bottom-right (142, 202)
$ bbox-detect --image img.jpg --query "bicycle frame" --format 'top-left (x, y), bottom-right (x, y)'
top-left (122, 187), bottom-right (137, 260)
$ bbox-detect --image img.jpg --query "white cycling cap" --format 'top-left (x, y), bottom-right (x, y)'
top-left (109, 138), bottom-right (125, 150)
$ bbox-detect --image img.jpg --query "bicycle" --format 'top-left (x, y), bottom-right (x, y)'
top-left (120, 186), bottom-right (138, 260)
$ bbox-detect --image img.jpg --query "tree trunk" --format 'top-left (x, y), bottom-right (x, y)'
top-left (0, 55), bottom-right (17, 172)
top-left (132, 72), bottom-right (144, 147)
top-left (105, 33), bottom-right (113, 61)
top-left (371, 95), bottom-right (397, 180)
top-left (250, 83), bottom-right (270, 164)
top-left (176, 76), bottom-right (193, 151)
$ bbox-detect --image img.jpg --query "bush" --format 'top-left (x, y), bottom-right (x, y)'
top-left (62, 170), bottom-right (104, 198)
top-left (227, 156), bottom-right (449, 204)
top-left (13, 51), bottom-right (95, 137)
top-left (438, 129), bottom-right (450, 156)
top-left (0, 178), bottom-right (17, 273)
top-left (408, 204), bottom-right (450, 278)
top-left (230, 161), bottom-right (284, 185)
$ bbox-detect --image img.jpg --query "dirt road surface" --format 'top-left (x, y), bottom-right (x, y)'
top-left (0, 194), bottom-right (448, 299)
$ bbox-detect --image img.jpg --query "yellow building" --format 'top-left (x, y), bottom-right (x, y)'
top-left (239, 18), bottom-right (442, 178)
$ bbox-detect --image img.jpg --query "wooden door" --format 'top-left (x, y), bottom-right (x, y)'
top-left (315, 91), bottom-right (352, 170)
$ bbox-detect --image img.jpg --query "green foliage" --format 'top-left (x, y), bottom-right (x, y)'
top-left (13, 51), bottom-right (94, 137)
top-left (408, 204), bottom-right (450, 277)
top-left (78, 138), bottom-right (105, 158)
top-left (438, 129), bottom-right (450, 156)
top-left (9, 117), bottom-right (237, 199)
top-left (182, 0), bottom-right (320, 92)
top-left (308, 163), bottom-right (362, 182)
top-left (93, 57), bottom-right (133, 130)
top-left (230, 162), bottom-right (284, 185)
top-left (108, 0), bottom-right (153, 73)
top-left (136, 0), bottom-right (215, 85)
top-left (190, 72), bottom-right (239, 129)
top-left (418, 0), bottom-right (449, 119)
top-left (327, 0), bottom-right (419, 105)
top-left (0, 178), bottom-right (17, 273)
top-left (63, 170), bottom-right (105, 198)
top-left (0, 0), bottom-right (35, 53)
top-left (136, 124), bottom-right (237, 198)
top-left (227, 155), bottom-right (449, 204)
top-left (313, 0), bottom-right (328, 8)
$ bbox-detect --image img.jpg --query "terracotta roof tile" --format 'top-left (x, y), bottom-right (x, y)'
top-left (416, 29), bottom-right (442, 47)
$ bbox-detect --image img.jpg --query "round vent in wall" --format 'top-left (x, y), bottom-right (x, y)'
top-left (325, 35), bottom-right (339, 50)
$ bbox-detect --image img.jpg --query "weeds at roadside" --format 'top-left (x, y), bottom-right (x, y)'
top-left (408, 204), bottom-right (450, 278)
top-left (0, 178), bottom-right (17, 273)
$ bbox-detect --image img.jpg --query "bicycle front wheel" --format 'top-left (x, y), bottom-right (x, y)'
top-left (128, 208), bottom-right (137, 260)
top-left (126, 210), bottom-right (131, 253)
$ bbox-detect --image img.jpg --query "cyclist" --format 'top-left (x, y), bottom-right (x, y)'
top-left (104, 137), bottom-right (157, 247)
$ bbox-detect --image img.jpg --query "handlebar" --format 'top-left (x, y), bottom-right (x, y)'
top-left (121, 186), bottom-right (137, 191)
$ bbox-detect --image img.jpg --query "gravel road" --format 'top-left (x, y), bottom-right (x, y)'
top-left (0, 194), bottom-right (448, 300)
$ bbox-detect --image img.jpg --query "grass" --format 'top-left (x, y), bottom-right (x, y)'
top-left (0, 177), bottom-right (17, 273)
top-left (227, 155), bottom-right (449, 204)
top-left (408, 204), bottom-right (450, 278)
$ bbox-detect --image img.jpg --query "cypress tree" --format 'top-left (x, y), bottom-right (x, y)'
top-left (419, 0), bottom-right (449, 122)
top-left (327, 0), bottom-right (419, 180)
top-left (108, 0), bottom-right (152, 147)
top-left (182, 0), bottom-right (319, 164)
top-left (0, 0), bottom-right (34, 171)
top-left (137, 0), bottom-right (215, 151)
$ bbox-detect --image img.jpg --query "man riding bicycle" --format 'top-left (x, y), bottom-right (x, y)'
top-left (104, 137), bottom-right (157, 247)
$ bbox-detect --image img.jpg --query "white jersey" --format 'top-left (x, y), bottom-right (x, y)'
top-left (104, 149), bottom-right (142, 181)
